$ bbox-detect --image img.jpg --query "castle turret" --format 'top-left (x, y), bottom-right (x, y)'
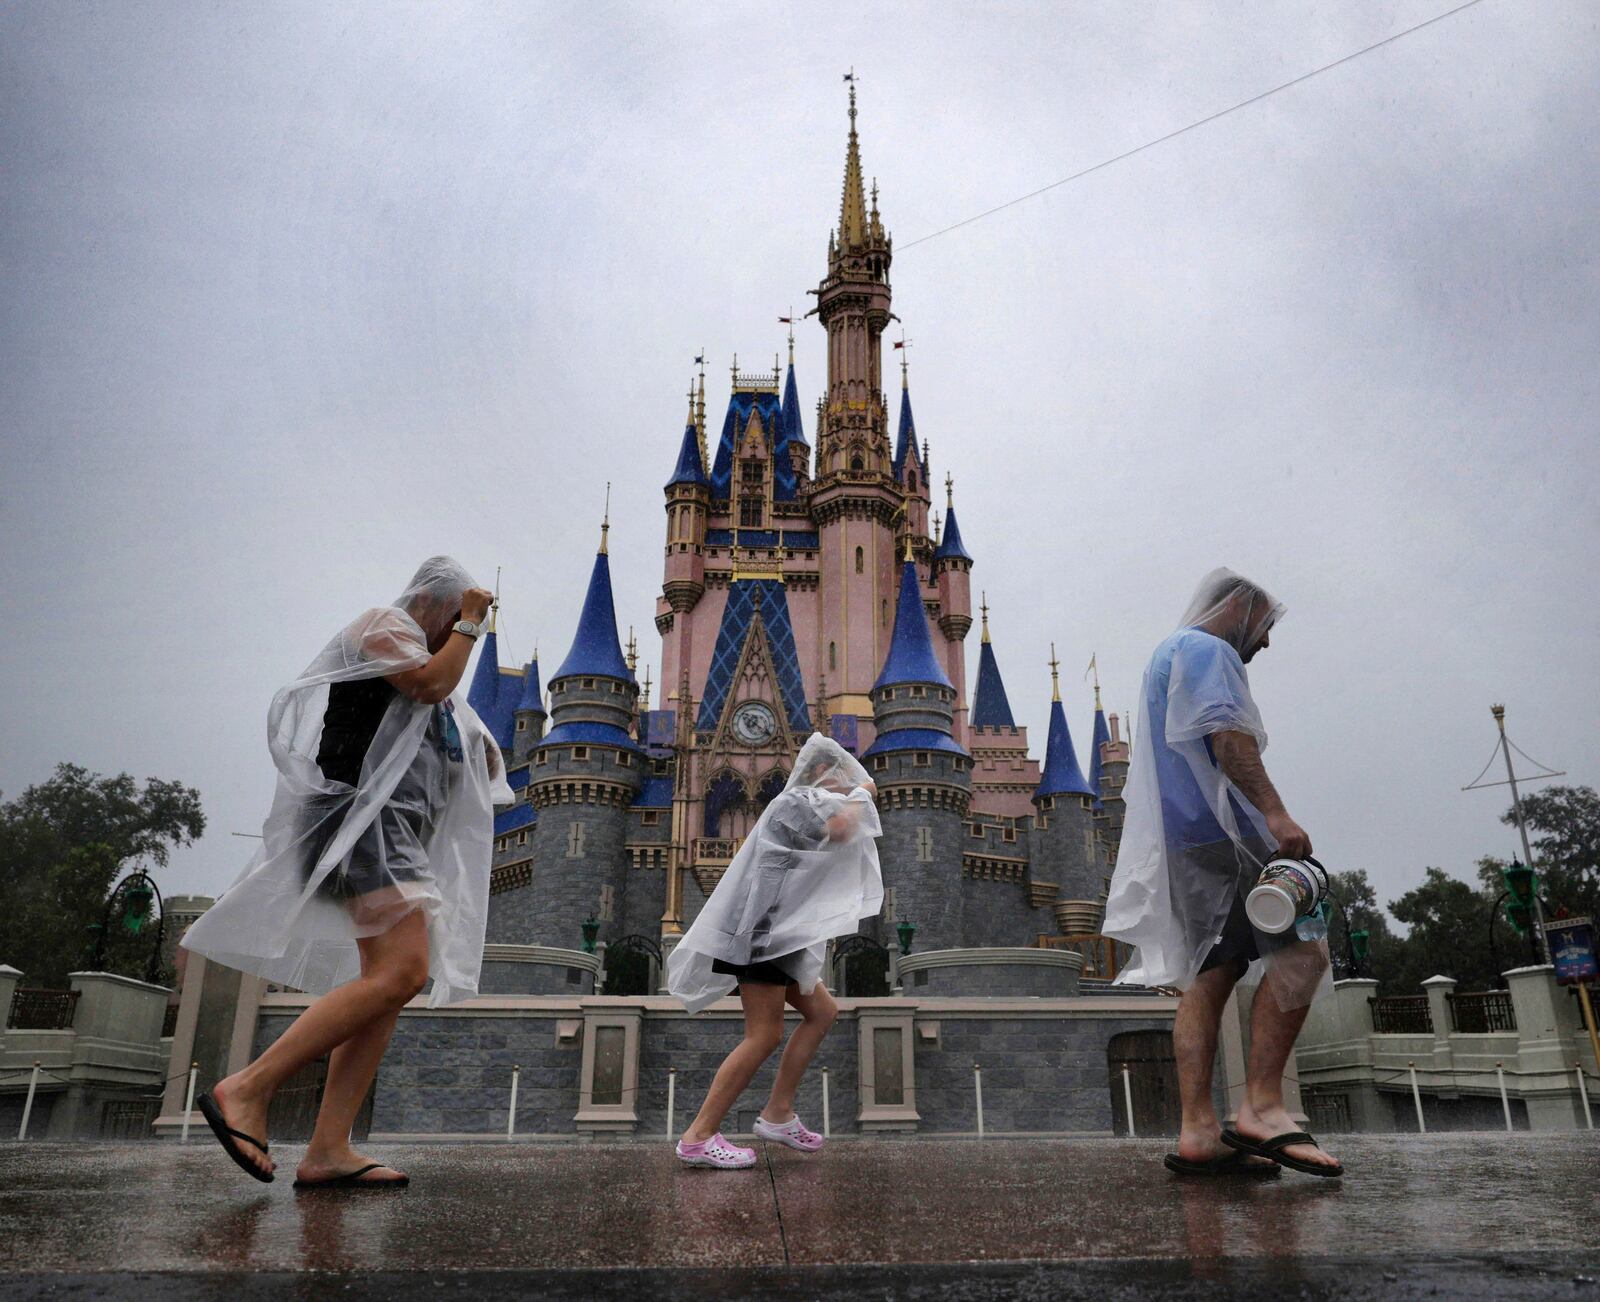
top-left (1031, 647), bottom-right (1101, 937)
top-left (811, 85), bottom-right (903, 725)
top-left (1095, 710), bottom-right (1131, 871)
top-left (511, 652), bottom-right (546, 766)
top-left (933, 474), bottom-right (974, 747)
top-left (892, 363), bottom-right (931, 547)
top-left (466, 617), bottom-right (520, 758)
top-left (967, 596), bottom-right (1041, 819)
top-left (781, 331), bottom-right (812, 488)
top-left (863, 549), bottom-right (971, 952)
top-left (488, 520), bottom-right (644, 951)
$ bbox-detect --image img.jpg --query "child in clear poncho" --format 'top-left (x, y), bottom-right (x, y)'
top-left (666, 734), bottom-right (882, 1168)
top-left (182, 557), bottom-right (511, 1188)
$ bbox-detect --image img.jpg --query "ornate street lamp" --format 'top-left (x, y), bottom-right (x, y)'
top-left (87, 869), bottom-right (166, 984)
top-left (580, 917), bottom-right (600, 954)
top-left (895, 919), bottom-right (916, 956)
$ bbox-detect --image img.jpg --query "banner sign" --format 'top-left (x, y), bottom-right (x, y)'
top-left (1544, 916), bottom-right (1598, 986)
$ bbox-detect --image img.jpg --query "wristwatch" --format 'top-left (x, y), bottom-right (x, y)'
top-left (451, 620), bottom-right (483, 640)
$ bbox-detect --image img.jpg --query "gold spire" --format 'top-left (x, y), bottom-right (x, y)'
top-left (903, 531), bottom-right (913, 563)
top-left (1088, 653), bottom-right (1102, 710)
top-left (695, 363), bottom-right (707, 469)
top-left (600, 482), bottom-right (611, 554)
top-left (489, 565), bottom-right (500, 633)
top-left (933, 509), bottom-right (942, 543)
top-left (1049, 643), bottom-right (1061, 703)
top-left (981, 592), bottom-right (991, 644)
top-left (641, 665), bottom-right (652, 711)
top-left (626, 626), bottom-right (638, 674)
top-left (786, 307), bottom-right (796, 366)
top-left (945, 472), bottom-right (954, 512)
top-left (839, 74), bottom-right (867, 248)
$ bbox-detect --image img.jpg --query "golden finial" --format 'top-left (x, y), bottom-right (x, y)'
top-left (903, 531), bottom-right (914, 563)
top-left (641, 665), bottom-right (652, 711)
top-left (933, 509), bottom-right (942, 543)
top-left (489, 566), bottom-right (500, 633)
top-left (600, 483), bottom-right (611, 555)
top-left (981, 592), bottom-right (991, 644)
top-left (731, 353), bottom-right (738, 379)
top-left (945, 472), bottom-right (954, 512)
top-left (1087, 653), bottom-right (1102, 710)
top-left (626, 626), bottom-right (638, 673)
top-left (1049, 643), bottom-right (1061, 703)
top-left (786, 308), bottom-right (796, 366)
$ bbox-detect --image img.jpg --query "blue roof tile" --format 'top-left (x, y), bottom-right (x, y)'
top-left (934, 504), bottom-right (973, 563)
top-left (632, 776), bottom-right (674, 808)
top-left (892, 385), bottom-right (924, 484)
top-left (516, 656), bottom-right (544, 714)
top-left (538, 720), bottom-right (644, 755)
top-left (1035, 699), bottom-right (1096, 800)
top-left (551, 551), bottom-right (631, 683)
top-left (862, 727), bottom-right (968, 759)
top-left (494, 803), bottom-right (537, 836)
top-left (970, 640), bottom-right (1015, 729)
top-left (696, 579), bottom-right (811, 733)
top-left (782, 360), bottom-right (806, 452)
top-left (665, 421), bottom-right (709, 489)
top-left (873, 561), bottom-right (953, 691)
top-left (466, 631), bottom-right (520, 750)
top-left (1088, 705), bottom-right (1111, 810)
top-left (709, 391), bottom-right (796, 501)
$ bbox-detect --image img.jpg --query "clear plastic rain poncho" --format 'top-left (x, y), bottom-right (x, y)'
top-left (1103, 568), bottom-right (1331, 1009)
top-left (667, 733), bottom-right (883, 1014)
top-left (183, 557), bottom-right (514, 1007)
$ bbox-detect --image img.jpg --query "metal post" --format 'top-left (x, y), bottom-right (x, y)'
top-left (18, 1062), bottom-right (40, 1140)
top-left (1121, 1065), bottom-right (1136, 1139)
top-left (181, 1062), bottom-right (198, 1143)
top-left (506, 1065), bottom-right (520, 1140)
top-left (1576, 984), bottom-right (1600, 1093)
top-left (973, 1063), bottom-right (985, 1138)
top-left (1495, 1063), bottom-right (1512, 1132)
top-left (1577, 1063), bottom-right (1594, 1131)
top-left (821, 1066), bottom-right (830, 1138)
top-left (666, 1067), bottom-right (676, 1138)
top-left (1493, 706), bottom-right (1550, 963)
top-left (1408, 1062), bottom-right (1426, 1133)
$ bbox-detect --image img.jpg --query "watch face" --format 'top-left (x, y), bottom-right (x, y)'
top-left (731, 701), bottom-right (778, 746)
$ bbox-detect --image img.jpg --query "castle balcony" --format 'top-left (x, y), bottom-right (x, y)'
top-left (692, 837), bottom-right (739, 866)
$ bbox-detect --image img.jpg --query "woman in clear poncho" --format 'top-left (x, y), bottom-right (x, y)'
top-left (666, 734), bottom-right (882, 1169)
top-left (182, 557), bottom-right (511, 1187)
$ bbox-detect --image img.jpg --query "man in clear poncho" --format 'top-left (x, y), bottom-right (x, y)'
top-left (1104, 568), bottom-right (1341, 1178)
top-left (666, 734), bottom-right (882, 1168)
top-left (182, 557), bottom-right (512, 1187)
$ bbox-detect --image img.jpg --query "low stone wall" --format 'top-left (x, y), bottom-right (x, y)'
top-left (898, 948), bottom-right (1084, 998)
top-left (252, 991), bottom-right (1177, 1139)
top-left (477, 946), bottom-right (600, 997)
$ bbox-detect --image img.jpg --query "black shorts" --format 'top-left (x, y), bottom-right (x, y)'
top-left (1199, 889), bottom-right (1260, 976)
top-left (712, 954), bottom-right (802, 987)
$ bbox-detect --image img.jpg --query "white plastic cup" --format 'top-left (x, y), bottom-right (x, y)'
top-left (1246, 857), bottom-right (1328, 934)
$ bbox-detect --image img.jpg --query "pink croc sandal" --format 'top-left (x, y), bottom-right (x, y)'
top-left (675, 1133), bottom-right (757, 1169)
top-left (753, 1114), bottom-right (824, 1152)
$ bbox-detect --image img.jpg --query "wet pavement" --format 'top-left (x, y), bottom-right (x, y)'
top-left (1, 1133), bottom-right (1596, 1299)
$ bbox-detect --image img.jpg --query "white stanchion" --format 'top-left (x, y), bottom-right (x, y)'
top-left (507, 1065), bottom-right (520, 1140)
top-left (1577, 1063), bottom-right (1594, 1131)
top-left (666, 1067), bottom-right (676, 1138)
top-left (181, 1063), bottom-right (198, 1143)
top-left (974, 1063), bottom-right (985, 1138)
top-left (1496, 1063), bottom-right (1512, 1132)
top-left (1122, 1065), bottom-right (1137, 1139)
top-left (821, 1067), bottom-right (831, 1138)
top-left (18, 1062), bottom-right (40, 1141)
top-left (1408, 1062), bottom-right (1427, 1133)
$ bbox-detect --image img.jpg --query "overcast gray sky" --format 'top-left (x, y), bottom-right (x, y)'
top-left (3, 1), bottom-right (1595, 922)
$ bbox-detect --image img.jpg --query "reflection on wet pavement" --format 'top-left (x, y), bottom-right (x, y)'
top-left (0, 1134), bottom-right (1594, 1274)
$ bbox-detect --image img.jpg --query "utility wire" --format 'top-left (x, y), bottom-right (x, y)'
top-left (900, 0), bottom-right (1486, 252)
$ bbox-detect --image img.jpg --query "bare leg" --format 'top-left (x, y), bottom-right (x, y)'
top-left (296, 912), bottom-right (430, 1181)
top-left (681, 983), bottom-right (785, 1144)
top-left (762, 982), bottom-right (838, 1123)
top-left (1235, 975), bottom-right (1341, 1169)
top-left (211, 908), bottom-right (430, 1178)
top-left (1173, 963), bottom-right (1246, 1162)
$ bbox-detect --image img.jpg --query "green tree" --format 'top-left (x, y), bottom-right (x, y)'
top-left (1385, 867), bottom-right (1501, 994)
top-left (0, 764), bottom-right (205, 988)
top-left (1500, 785), bottom-right (1600, 922)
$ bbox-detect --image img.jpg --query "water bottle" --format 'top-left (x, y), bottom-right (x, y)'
top-left (1294, 900), bottom-right (1329, 943)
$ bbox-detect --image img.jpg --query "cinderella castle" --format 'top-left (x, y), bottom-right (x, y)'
top-left (467, 86), bottom-right (1131, 995)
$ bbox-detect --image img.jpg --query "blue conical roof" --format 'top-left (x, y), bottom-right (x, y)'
top-left (517, 655), bottom-right (544, 714)
top-left (782, 360), bottom-right (806, 449)
top-left (892, 385), bottom-right (923, 483)
top-left (665, 420), bottom-right (708, 489)
top-left (1088, 704), bottom-right (1111, 809)
top-left (467, 630), bottom-right (519, 749)
top-left (935, 505), bottom-right (972, 563)
top-left (970, 639), bottom-right (1015, 729)
top-left (874, 560), bottom-right (953, 691)
top-left (552, 551), bottom-right (631, 683)
top-left (1035, 698), bottom-right (1096, 800)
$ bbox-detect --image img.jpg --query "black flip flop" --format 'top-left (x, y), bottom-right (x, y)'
top-left (196, 1091), bottom-right (273, 1183)
top-left (1222, 1128), bottom-right (1345, 1178)
top-left (1164, 1148), bottom-right (1282, 1177)
top-left (293, 1163), bottom-right (410, 1190)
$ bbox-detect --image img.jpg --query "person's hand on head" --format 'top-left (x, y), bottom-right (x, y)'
top-left (460, 589), bottom-right (494, 624)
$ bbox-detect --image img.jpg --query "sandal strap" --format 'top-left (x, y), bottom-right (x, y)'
top-left (226, 1124), bottom-right (269, 1155)
top-left (1259, 1131), bottom-right (1318, 1152)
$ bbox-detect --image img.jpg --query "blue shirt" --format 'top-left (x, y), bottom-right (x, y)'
top-left (1143, 629), bottom-right (1265, 848)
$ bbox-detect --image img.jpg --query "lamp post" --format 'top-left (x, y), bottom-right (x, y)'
top-left (580, 917), bottom-right (600, 954)
top-left (87, 870), bottom-right (166, 984)
top-left (895, 919), bottom-right (916, 956)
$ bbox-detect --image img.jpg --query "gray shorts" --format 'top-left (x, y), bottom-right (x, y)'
top-left (1186, 838), bottom-right (1271, 976)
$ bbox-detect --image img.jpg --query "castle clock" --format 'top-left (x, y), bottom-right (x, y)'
top-left (731, 701), bottom-right (778, 746)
